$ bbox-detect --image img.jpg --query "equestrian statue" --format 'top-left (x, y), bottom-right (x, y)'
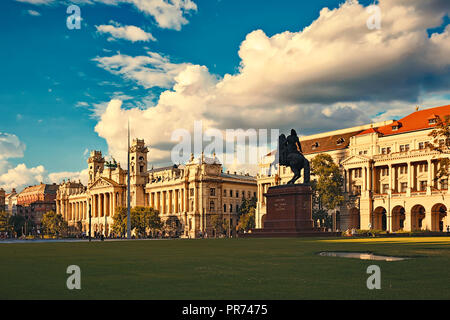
top-left (278, 129), bottom-right (310, 185)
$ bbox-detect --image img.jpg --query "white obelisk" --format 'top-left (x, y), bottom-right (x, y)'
top-left (127, 119), bottom-right (131, 239)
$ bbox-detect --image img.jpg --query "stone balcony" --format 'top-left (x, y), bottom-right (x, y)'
top-left (373, 148), bottom-right (440, 161)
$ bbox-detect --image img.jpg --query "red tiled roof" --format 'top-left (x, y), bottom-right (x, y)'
top-left (301, 130), bottom-right (364, 155)
top-left (357, 127), bottom-right (379, 136)
top-left (357, 104), bottom-right (450, 137)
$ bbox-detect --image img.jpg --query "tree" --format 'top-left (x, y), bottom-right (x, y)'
top-left (112, 206), bottom-right (162, 238)
top-left (147, 208), bottom-right (163, 237)
top-left (210, 213), bottom-right (225, 238)
top-left (0, 211), bottom-right (11, 235)
top-left (131, 206), bottom-right (163, 238)
top-left (131, 206), bottom-right (148, 237)
top-left (9, 214), bottom-right (25, 237)
top-left (237, 196), bottom-right (257, 233)
top-left (163, 216), bottom-right (179, 238)
top-left (237, 207), bottom-right (256, 232)
top-left (41, 211), bottom-right (68, 236)
top-left (428, 115), bottom-right (450, 182)
top-left (237, 196), bottom-right (257, 218)
top-left (111, 207), bottom-right (127, 237)
top-left (310, 154), bottom-right (345, 228)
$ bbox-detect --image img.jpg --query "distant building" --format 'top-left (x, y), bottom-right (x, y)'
top-left (0, 188), bottom-right (5, 212)
top-left (16, 183), bottom-right (58, 228)
top-left (146, 153), bottom-right (257, 238)
top-left (256, 104), bottom-right (450, 233)
top-left (5, 189), bottom-right (18, 215)
top-left (56, 139), bottom-right (257, 238)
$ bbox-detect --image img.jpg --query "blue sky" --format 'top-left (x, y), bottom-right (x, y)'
top-left (0, 0), bottom-right (449, 191)
top-left (1, 0), bottom-right (354, 173)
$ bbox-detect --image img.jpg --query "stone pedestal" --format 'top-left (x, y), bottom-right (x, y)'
top-left (244, 184), bottom-right (340, 238)
top-left (263, 184), bottom-right (313, 232)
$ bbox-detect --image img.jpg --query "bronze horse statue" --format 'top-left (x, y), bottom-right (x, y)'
top-left (278, 129), bottom-right (310, 185)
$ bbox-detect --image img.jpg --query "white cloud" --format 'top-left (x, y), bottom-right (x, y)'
top-left (0, 164), bottom-right (47, 191)
top-left (93, 52), bottom-right (191, 89)
top-left (16, 0), bottom-right (198, 31)
top-left (48, 168), bottom-right (89, 185)
top-left (16, 0), bottom-right (53, 4)
top-left (0, 133), bottom-right (26, 160)
top-left (93, 0), bottom-right (450, 171)
top-left (0, 132), bottom-right (88, 192)
top-left (96, 22), bottom-right (156, 42)
top-left (122, 0), bottom-right (197, 30)
top-left (26, 9), bottom-right (41, 16)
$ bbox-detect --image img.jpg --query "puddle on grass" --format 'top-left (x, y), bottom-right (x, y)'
top-left (318, 251), bottom-right (409, 261)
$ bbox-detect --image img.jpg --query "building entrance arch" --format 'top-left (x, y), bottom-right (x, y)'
top-left (411, 205), bottom-right (426, 231)
top-left (431, 203), bottom-right (447, 232)
top-left (392, 206), bottom-right (406, 232)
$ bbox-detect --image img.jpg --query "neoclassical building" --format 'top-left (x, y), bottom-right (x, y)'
top-left (56, 139), bottom-right (149, 236)
top-left (146, 154), bottom-right (257, 238)
top-left (256, 104), bottom-right (450, 233)
top-left (56, 139), bottom-right (257, 238)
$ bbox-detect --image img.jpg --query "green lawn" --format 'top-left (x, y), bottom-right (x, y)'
top-left (1, 237), bottom-right (449, 300)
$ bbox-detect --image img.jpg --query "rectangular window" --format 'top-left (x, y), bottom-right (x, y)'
top-left (223, 189), bottom-right (227, 197)
top-left (230, 190), bottom-right (233, 197)
top-left (190, 188), bottom-right (194, 196)
top-left (382, 184), bottom-right (389, 194)
top-left (441, 179), bottom-right (448, 190)
top-left (418, 142), bottom-right (424, 149)
top-left (209, 201), bottom-right (215, 212)
top-left (400, 182), bottom-right (408, 193)
top-left (210, 188), bottom-right (216, 196)
top-left (353, 185), bottom-right (361, 195)
top-left (420, 181), bottom-right (427, 191)
top-left (236, 191), bottom-right (239, 197)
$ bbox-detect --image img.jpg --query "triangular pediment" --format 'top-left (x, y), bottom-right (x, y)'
top-left (341, 155), bottom-right (370, 166)
top-left (89, 177), bottom-right (119, 190)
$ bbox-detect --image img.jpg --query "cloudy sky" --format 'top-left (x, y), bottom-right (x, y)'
top-left (0, 0), bottom-right (449, 192)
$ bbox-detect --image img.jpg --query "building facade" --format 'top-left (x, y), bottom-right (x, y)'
top-left (256, 104), bottom-right (450, 233)
top-left (56, 139), bottom-right (257, 238)
top-left (5, 189), bottom-right (18, 215)
top-left (0, 188), bottom-right (5, 212)
top-left (16, 183), bottom-right (58, 227)
top-left (146, 153), bottom-right (257, 238)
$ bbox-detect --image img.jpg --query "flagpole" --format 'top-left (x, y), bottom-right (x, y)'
top-left (127, 119), bottom-right (131, 239)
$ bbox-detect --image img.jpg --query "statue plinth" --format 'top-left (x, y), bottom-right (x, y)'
top-left (263, 184), bottom-right (313, 232)
top-left (244, 184), bottom-right (340, 238)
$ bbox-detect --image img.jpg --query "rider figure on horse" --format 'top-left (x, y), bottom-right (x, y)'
top-left (279, 129), bottom-right (310, 185)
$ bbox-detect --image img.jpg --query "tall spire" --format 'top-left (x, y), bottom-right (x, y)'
top-left (127, 118), bottom-right (131, 239)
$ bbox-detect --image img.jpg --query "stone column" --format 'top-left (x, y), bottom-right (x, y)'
top-left (169, 190), bottom-right (173, 214)
top-left (95, 194), bottom-right (99, 218)
top-left (194, 185), bottom-right (198, 213)
top-left (103, 193), bottom-right (107, 217)
top-left (427, 159), bottom-right (432, 195)
top-left (362, 167), bottom-right (367, 192)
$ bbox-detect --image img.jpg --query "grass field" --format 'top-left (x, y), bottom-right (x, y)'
top-left (1, 237), bottom-right (449, 300)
